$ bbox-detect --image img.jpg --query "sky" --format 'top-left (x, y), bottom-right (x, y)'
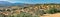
top-left (0, 0), bottom-right (60, 4)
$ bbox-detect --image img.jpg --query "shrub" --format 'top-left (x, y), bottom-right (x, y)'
top-left (9, 11), bottom-right (39, 17)
top-left (46, 8), bottom-right (57, 14)
top-left (19, 11), bottom-right (39, 17)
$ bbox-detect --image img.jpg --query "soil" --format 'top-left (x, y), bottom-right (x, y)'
top-left (40, 13), bottom-right (60, 17)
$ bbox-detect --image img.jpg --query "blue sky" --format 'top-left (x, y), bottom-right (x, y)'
top-left (0, 0), bottom-right (60, 4)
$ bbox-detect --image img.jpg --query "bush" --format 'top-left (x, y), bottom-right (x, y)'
top-left (46, 8), bottom-right (57, 14)
top-left (56, 9), bottom-right (60, 13)
top-left (19, 12), bottom-right (39, 17)
top-left (9, 11), bottom-right (39, 17)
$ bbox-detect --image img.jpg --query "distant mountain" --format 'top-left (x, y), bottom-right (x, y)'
top-left (0, 1), bottom-right (36, 7)
top-left (13, 3), bottom-right (35, 7)
top-left (0, 1), bottom-right (25, 7)
top-left (1, 1), bottom-right (60, 7)
top-left (0, 1), bottom-right (13, 7)
top-left (13, 3), bottom-right (25, 7)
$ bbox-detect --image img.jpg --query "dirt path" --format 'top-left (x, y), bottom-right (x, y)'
top-left (40, 13), bottom-right (60, 17)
